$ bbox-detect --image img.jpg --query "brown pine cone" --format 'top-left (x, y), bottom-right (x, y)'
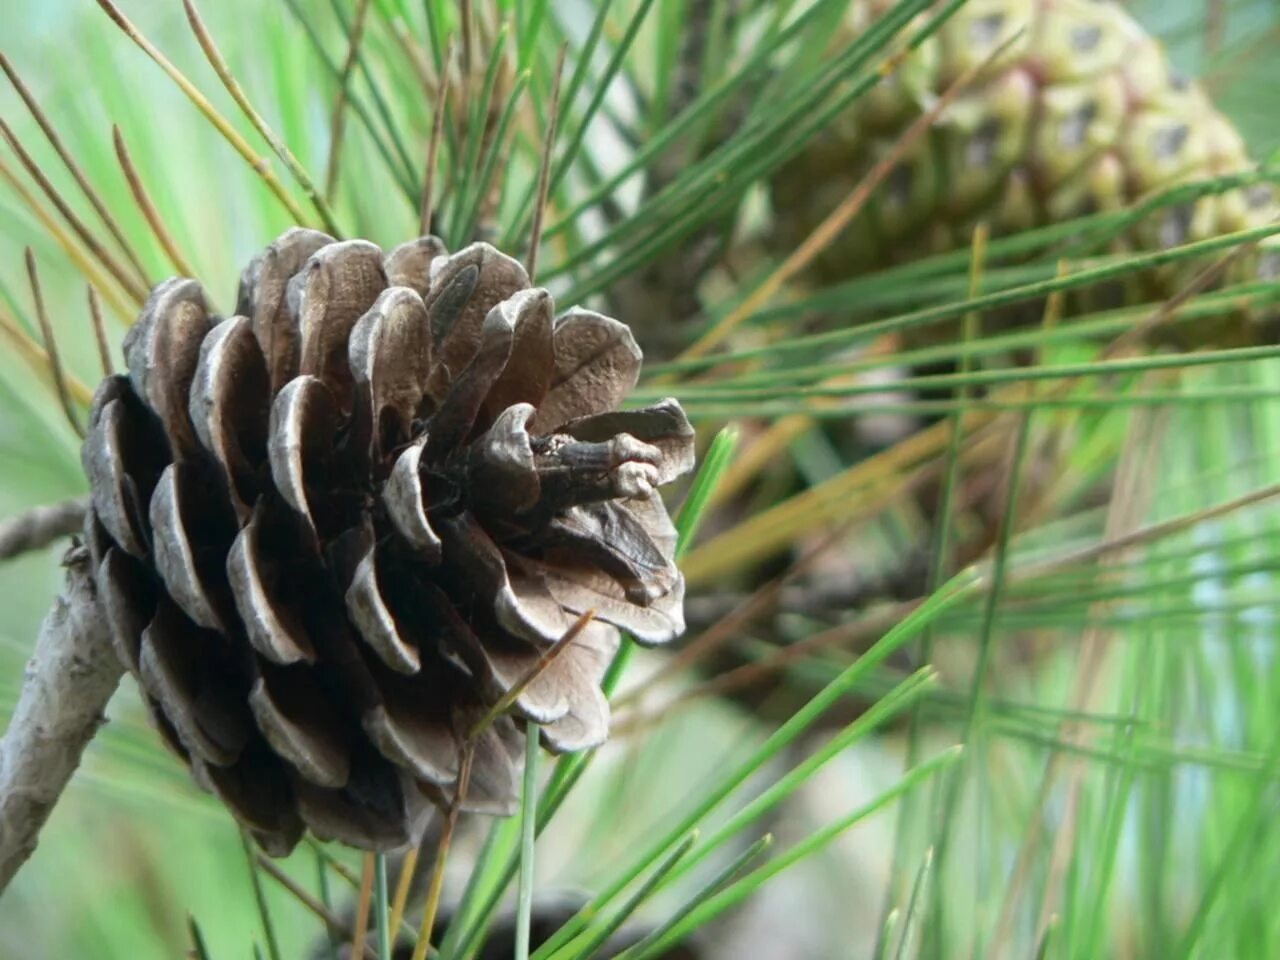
top-left (80, 228), bottom-right (695, 855)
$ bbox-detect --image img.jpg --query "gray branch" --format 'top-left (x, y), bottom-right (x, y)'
top-left (0, 497), bottom-right (88, 561)
top-left (0, 548), bottom-right (122, 892)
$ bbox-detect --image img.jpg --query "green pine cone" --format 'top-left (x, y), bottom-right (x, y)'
top-left (772, 0), bottom-right (1278, 341)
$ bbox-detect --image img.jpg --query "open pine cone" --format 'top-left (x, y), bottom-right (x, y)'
top-left (80, 228), bottom-right (694, 855)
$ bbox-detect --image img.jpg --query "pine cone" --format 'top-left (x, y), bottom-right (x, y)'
top-left (80, 229), bottom-right (694, 855)
top-left (772, 0), bottom-right (1278, 337)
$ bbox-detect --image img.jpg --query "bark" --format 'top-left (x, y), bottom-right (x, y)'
top-left (0, 497), bottom-right (87, 561)
top-left (0, 547), bottom-right (121, 892)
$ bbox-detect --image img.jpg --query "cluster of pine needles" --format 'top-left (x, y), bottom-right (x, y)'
top-left (2, 0), bottom-right (1280, 958)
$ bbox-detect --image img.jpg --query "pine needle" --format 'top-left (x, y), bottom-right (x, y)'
top-left (352, 853), bottom-right (376, 960)
top-left (0, 155), bottom-right (134, 320)
top-left (86, 285), bottom-right (113, 379)
top-left (186, 914), bottom-right (212, 960)
top-left (182, 0), bottom-right (343, 235)
top-left (24, 248), bottom-right (83, 437)
top-left (112, 126), bottom-right (200, 281)
top-left (0, 302), bottom-right (93, 407)
top-left (468, 609), bottom-right (596, 741)
top-left (239, 832), bottom-right (282, 960)
top-left (410, 747), bottom-right (472, 960)
top-left (387, 846), bottom-right (420, 946)
top-left (282, 0), bottom-right (418, 200)
top-left (459, 0), bottom-right (474, 82)
top-left (0, 118), bottom-right (148, 303)
top-left (420, 37), bottom-right (453, 237)
top-left (0, 51), bottom-right (151, 288)
top-left (514, 722), bottom-right (539, 960)
top-left (255, 853), bottom-right (378, 960)
top-left (324, 0), bottom-right (372, 199)
top-left (674, 27), bottom-right (1025, 365)
top-left (93, 0), bottom-right (312, 226)
top-left (374, 853), bottom-right (392, 960)
top-left (525, 44), bottom-right (565, 284)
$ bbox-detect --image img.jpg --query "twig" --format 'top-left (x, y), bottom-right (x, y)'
top-left (0, 498), bottom-right (88, 562)
top-left (0, 548), bottom-right (122, 892)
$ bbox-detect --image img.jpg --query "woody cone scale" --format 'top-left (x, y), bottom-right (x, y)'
top-left (81, 229), bottom-right (694, 854)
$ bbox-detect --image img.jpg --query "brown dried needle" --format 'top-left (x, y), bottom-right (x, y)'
top-left (525, 44), bottom-right (566, 285)
top-left (0, 51), bottom-right (151, 288)
top-left (0, 119), bottom-right (148, 304)
top-left (0, 303), bottom-right (92, 407)
top-left (351, 852), bottom-right (376, 960)
top-left (94, 0), bottom-right (312, 226)
top-left (24, 249), bottom-right (83, 437)
top-left (254, 854), bottom-right (378, 960)
top-left (411, 746), bottom-right (473, 960)
top-left (325, 0), bottom-right (372, 199)
top-left (112, 126), bottom-right (199, 280)
top-left (182, 0), bottom-right (343, 236)
top-left (0, 155), bottom-right (132, 320)
top-left (420, 38), bottom-right (455, 237)
top-left (86, 286), bottom-right (113, 379)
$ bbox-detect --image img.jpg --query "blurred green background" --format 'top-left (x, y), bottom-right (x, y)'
top-left (2, 2), bottom-right (1280, 958)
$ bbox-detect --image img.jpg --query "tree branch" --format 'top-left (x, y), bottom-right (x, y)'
top-left (0, 497), bottom-right (88, 561)
top-left (0, 547), bottom-right (121, 892)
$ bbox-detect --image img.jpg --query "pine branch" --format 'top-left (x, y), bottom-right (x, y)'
top-left (0, 498), bottom-right (88, 562)
top-left (0, 547), bottom-right (121, 892)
